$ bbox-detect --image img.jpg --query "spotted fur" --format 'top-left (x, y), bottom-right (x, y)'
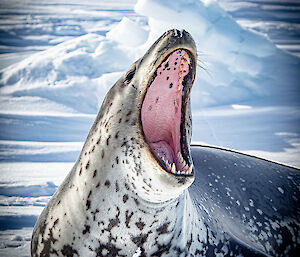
top-left (31, 30), bottom-right (299, 257)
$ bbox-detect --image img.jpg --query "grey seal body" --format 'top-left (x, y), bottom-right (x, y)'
top-left (31, 29), bottom-right (299, 257)
top-left (190, 145), bottom-right (299, 256)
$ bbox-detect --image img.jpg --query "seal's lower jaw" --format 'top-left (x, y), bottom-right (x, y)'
top-left (141, 49), bottom-right (195, 178)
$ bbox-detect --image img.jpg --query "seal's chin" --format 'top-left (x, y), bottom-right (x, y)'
top-left (141, 49), bottom-right (195, 176)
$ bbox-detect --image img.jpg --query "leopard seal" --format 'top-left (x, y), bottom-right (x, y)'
top-left (31, 29), bottom-right (299, 256)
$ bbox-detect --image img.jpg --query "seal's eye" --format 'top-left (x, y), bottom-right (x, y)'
top-left (124, 66), bottom-right (136, 85)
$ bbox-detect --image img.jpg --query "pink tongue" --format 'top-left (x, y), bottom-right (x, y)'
top-left (141, 50), bottom-right (190, 169)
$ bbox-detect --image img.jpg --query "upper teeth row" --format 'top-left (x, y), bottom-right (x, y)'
top-left (158, 152), bottom-right (193, 175)
top-left (178, 53), bottom-right (190, 91)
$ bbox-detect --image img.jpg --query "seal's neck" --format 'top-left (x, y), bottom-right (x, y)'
top-left (78, 170), bottom-right (200, 255)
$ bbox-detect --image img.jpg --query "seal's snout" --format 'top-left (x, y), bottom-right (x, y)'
top-left (167, 29), bottom-right (195, 46)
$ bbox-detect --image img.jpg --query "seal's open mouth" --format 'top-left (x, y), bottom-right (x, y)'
top-left (141, 49), bottom-right (195, 176)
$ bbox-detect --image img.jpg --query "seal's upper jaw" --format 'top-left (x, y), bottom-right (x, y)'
top-left (140, 29), bottom-right (196, 180)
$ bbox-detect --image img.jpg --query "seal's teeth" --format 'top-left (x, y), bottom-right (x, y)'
top-left (183, 52), bottom-right (191, 64)
top-left (177, 152), bottom-right (184, 163)
top-left (171, 163), bottom-right (176, 173)
top-left (187, 163), bottom-right (193, 174)
top-left (164, 159), bottom-right (171, 170)
top-left (167, 160), bottom-right (171, 167)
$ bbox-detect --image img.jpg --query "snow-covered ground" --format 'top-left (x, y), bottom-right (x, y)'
top-left (0, 0), bottom-right (299, 256)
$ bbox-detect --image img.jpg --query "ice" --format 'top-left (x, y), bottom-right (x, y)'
top-left (106, 17), bottom-right (148, 47)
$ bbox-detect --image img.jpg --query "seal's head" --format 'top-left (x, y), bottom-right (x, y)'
top-left (83, 29), bottom-right (197, 203)
top-left (31, 30), bottom-right (198, 256)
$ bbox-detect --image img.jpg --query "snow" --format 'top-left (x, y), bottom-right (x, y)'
top-left (0, 0), bottom-right (299, 256)
top-left (106, 17), bottom-right (148, 46)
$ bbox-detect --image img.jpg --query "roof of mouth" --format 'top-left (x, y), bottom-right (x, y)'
top-left (141, 49), bottom-right (193, 175)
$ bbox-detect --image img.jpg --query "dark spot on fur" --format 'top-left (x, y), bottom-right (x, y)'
top-left (131, 232), bottom-right (151, 248)
top-left (132, 84), bottom-right (138, 91)
top-left (79, 167), bottom-right (82, 176)
top-left (119, 118), bottom-right (122, 123)
top-left (93, 170), bottom-right (97, 178)
top-left (121, 140), bottom-right (128, 147)
top-left (116, 156), bottom-right (119, 164)
top-left (86, 200), bottom-right (91, 210)
top-left (104, 180), bottom-right (110, 187)
top-left (96, 136), bottom-right (101, 144)
top-left (186, 233), bottom-right (193, 251)
top-left (105, 207), bottom-right (120, 232)
top-left (106, 135), bottom-right (111, 146)
top-left (169, 83), bottom-right (173, 88)
top-left (166, 76), bottom-right (169, 80)
top-left (95, 242), bottom-right (124, 257)
top-left (82, 225), bottom-right (90, 235)
top-left (177, 229), bottom-right (182, 238)
top-left (101, 149), bottom-right (105, 159)
top-left (155, 97), bottom-right (159, 103)
top-left (37, 218), bottom-right (60, 256)
top-left (134, 198), bottom-right (140, 206)
top-left (91, 209), bottom-right (99, 222)
top-left (125, 210), bottom-right (134, 228)
top-left (135, 219), bottom-right (146, 231)
top-left (115, 131), bottom-right (119, 139)
top-left (96, 182), bottom-right (100, 188)
top-left (157, 222), bottom-right (170, 235)
top-left (148, 105), bottom-right (152, 111)
top-left (115, 181), bottom-right (119, 192)
top-left (86, 161), bottom-right (90, 170)
top-left (124, 183), bottom-right (130, 190)
top-left (123, 194), bottom-right (129, 203)
top-left (61, 244), bottom-right (78, 257)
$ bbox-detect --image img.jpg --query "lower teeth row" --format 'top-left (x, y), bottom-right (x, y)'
top-left (159, 153), bottom-right (193, 175)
